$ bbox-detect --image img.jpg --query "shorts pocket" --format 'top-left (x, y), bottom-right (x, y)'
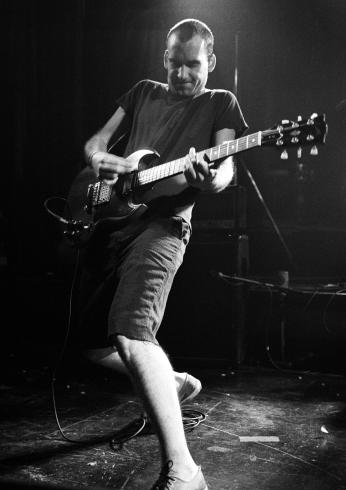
top-left (169, 216), bottom-right (191, 244)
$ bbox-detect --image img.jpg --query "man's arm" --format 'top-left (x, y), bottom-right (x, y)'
top-left (84, 106), bottom-right (136, 185)
top-left (184, 128), bottom-right (236, 193)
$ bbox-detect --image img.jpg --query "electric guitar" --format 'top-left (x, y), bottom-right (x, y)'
top-left (64, 113), bottom-right (327, 246)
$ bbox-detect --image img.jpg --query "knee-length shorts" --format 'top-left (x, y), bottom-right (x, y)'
top-left (76, 216), bottom-right (191, 348)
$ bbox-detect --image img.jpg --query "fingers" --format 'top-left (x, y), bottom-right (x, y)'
top-left (100, 158), bottom-right (136, 175)
top-left (91, 151), bottom-right (136, 184)
top-left (189, 147), bottom-right (197, 165)
top-left (185, 147), bottom-right (215, 188)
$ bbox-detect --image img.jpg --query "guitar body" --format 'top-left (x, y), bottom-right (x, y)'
top-left (64, 149), bottom-right (170, 246)
top-left (67, 166), bottom-right (142, 224)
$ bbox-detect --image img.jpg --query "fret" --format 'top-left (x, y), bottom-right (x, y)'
top-left (228, 141), bottom-right (236, 154)
top-left (170, 160), bottom-right (174, 176)
top-left (211, 147), bottom-right (219, 160)
top-left (220, 143), bottom-right (227, 158)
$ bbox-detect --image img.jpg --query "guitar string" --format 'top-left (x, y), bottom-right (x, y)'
top-left (135, 133), bottom-right (260, 187)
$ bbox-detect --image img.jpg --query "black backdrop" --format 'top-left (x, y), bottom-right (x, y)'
top-left (3, 0), bottom-right (346, 367)
top-left (4, 0), bottom-right (346, 277)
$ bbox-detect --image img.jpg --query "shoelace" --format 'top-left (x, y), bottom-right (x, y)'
top-left (151, 460), bottom-right (176, 489)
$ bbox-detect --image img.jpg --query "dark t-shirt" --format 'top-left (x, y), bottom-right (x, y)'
top-left (116, 79), bottom-right (248, 221)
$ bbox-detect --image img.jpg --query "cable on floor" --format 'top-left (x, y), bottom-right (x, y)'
top-left (109, 409), bottom-right (206, 450)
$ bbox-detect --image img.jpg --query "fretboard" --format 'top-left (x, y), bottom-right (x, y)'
top-left (136, 131), bottom-right (262, 188)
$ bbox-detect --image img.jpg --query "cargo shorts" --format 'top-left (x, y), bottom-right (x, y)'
top-left (76, 216), bottom-right (191, 348)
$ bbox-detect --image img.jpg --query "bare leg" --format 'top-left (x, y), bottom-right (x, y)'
top-left (112, 335), bottom-right (198, 478)
top-left (84, 346), bottom-right (188, 391)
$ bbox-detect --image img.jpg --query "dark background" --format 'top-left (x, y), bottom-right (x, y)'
top-left (3, 0), bottom-right (346, 371)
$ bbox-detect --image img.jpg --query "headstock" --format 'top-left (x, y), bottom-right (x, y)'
top-left (262, 113), bottom-right (328, 158)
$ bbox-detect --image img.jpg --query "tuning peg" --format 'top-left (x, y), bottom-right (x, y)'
top-left (280, 150), bottom-right (288, 160)
top-left (297, 115), bottom-right (302, 122)
top-left (310, 145), bottom-right (318, 156)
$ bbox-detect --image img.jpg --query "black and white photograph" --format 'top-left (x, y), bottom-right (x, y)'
top-left (1, 1), bottom-right (346, 488)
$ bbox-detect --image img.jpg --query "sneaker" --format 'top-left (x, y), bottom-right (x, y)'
top-left (178, 373), bottom-right (202, 406)
top-left (151, 461), bottom-right (208, 489)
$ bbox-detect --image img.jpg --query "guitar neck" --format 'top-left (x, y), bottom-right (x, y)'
top-left (136, 131), bottom-right (262, 187)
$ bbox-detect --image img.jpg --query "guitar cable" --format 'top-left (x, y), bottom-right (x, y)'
top-left (110, 410), bottom-right (206, 450)
top-left (44, 195), bottom-right (87, 443)
top-left (44, 196), bottom-right (92, 243)
top-left (50, 244), bottom-right (83, 444)
top-left (43, 196), bottom-right (72, 225)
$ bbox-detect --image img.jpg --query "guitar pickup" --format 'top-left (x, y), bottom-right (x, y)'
top-left (94, 181), bottom-right (112, 205)
top-left (85, 181), bottom-right (112, 212)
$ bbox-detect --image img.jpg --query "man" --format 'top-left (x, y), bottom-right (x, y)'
top-left (80, 18), bottom-right (247, 489)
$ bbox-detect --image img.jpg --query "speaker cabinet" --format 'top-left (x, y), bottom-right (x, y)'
top-left (159, 232), bottom-right (248, 362)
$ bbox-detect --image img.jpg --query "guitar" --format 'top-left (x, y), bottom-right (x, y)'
top-left (64, 113), bottom-right (327, 246)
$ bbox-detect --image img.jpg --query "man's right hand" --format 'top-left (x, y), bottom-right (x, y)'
top-left (90, 151), bottom-right (137, 185)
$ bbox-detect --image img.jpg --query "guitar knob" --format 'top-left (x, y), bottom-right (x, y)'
top-left (297, 146), bottom-right (302, 159)
top-left (280, 150), bottom-right (288, 160)
top-left (310, 145), bottom-right (318, 156)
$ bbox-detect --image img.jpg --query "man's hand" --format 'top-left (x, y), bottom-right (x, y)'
top-left (184, 147), bottom-right (217, 191)
top-left (90, 151), bottom-right (136, 185)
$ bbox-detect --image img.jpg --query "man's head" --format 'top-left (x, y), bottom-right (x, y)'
top-left (164, 19), bottom-right (216, 98)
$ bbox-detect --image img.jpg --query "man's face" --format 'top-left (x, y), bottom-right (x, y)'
top-left (164, 34), bottom-right (214, 98)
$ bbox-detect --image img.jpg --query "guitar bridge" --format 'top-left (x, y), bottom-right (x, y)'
top-left (85, 181), bottom-right (112, 213)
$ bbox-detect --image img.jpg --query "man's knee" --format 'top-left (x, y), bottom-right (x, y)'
top-left (113, 334), bottom-right (156, 363)
top-left (113, 334), bottom-right (137, 361)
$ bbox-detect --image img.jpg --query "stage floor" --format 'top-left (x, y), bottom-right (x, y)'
top-left (1, 356), bottom-right (346, 490)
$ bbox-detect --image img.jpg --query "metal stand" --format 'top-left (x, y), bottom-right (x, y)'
top-left (228, 177), bottom-right (249, 365)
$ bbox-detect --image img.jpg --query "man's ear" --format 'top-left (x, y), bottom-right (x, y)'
top-left (163, 50), bottom-right (168, 69)
top-left (208, 53), bottom-right (216, 72)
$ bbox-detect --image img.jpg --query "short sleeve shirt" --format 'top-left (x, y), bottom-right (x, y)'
top-left (116, 79), bottom-right (248, 220)
top-left (117, 79), bottom-right (248, 162)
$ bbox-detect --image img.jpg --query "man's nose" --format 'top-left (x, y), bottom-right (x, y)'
top-left (177, 65), bottom-right (187, 79)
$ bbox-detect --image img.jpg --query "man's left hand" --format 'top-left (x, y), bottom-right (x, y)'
top-left (184, 147), bottom-right (217, 191)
